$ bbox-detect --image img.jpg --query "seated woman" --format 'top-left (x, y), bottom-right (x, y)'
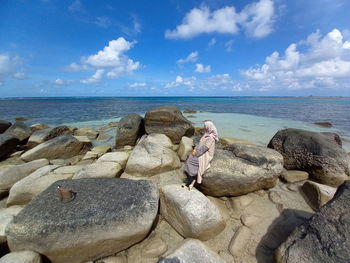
top-left (184, 120), bottom-right (218, 190)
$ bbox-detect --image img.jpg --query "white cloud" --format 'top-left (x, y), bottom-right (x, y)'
top-left (195, 63), bottom-right (211, 73)
top-left (165, 0), bottom-right (275, 39)
top-left (165, 75), bottom-right (196, 88)
top-left (0, 53), bottom-right (23, 83)
top-left (81, 69), bottom-right (104, 84)
top-left (205, 74), bottom-right (242, 91)
top-left (94, 16), bottom-right (111, 28)
top-left (208, 38), bottom-right (216, 48)
top-left (69, 0), bottom-right (83, 12)
top-left (128, 82), bottom-right (146, 88)
top-left (225, 40), bottom-right (234, 52)
top-left (241, 29), bottom-right (350, 90)
top-left (177, 51), bottom-right (199, 64)
top-left (13, 72), bottom-right (26, 80)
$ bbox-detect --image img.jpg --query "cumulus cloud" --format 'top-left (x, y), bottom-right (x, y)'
top-left (81, 69), bottom-right (104, 84)
top-left (241, 29), bottom-right (350, 90)
top-left (195, 63), bottom-right (211, 73)
top-left (128, 82), bottom-right (146, 88)
top-left (165, 0), bottom-right (275, 39)
top-left (165, 75), bottom-right (196, 88)
top-left (177, 51), bottom-right (199, 64)
top-left (0, 53), bottom-right (23, 83)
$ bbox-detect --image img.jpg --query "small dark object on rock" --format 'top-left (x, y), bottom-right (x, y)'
top-left (313, 122), bottom-right (332, 128)
top-left (56, 185), bottom-right (77, 201)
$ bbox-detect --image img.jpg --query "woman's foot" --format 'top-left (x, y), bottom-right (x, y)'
top-left (188, 180), bottom-right (196, 190)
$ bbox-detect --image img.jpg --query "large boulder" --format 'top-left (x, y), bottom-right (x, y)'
top-left (116, 114), bottom-right (144, 147)
top-left (268, 128), bottom-right (350, 187)
top-left (144, 106), bottom-right (194, 144)
top-left (0, 120), bottom-right (11, 134)
top-left (200, 144), bottom-right (284, 197)
top-left (21, 135), bottom-right (87, 162)
top-left (177, 136), bottom-right (194, 161)
top-left (27, 126), bottom-right (71, 148)
top-left (160, 185), bottom-right (225, 241)
top-left (6, 178), bottom-right (159, 263)
top-left (0, 159), bottom-right (49, 191)
top-left (125, 134), bottom-right (181, 177)
top-left (0, 134), bottom-right (19, 160)
top-left (73, 162), bottom-right (123, 179)
top-left (4, 121), bottom-right (32, 143)
top-left (275, 181), bottom-right (350, 263)
top-left (158, 239), bottom-right (225, 263)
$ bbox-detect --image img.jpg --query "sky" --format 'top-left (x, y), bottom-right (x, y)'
top-left (1, 0), bottom-right (350, 97)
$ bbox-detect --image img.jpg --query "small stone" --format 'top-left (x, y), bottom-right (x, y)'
top-left (228, 226), bottom-right (251, 256)
top-left (0, 250), bottom-right (41, 263)
top-left (142, 237), bottom-right (167, 258)
top-left (74, 127), bottom-right (99, 140)
top-left (240, 214), bottom-right (260, 228)
top-left (281, 170), bottom-right (309, 183)
top-left (268, 191), bottom-right (283, 204)
top-left (313, 122), bottom-right (332, 128)
top-left (287, 184), bottom-right (299, 192)
top-left (230, 195), bottom-right (254, 210)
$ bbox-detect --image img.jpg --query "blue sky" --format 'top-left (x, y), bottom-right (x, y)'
top-left (1, 0), bottom-right (350, 97)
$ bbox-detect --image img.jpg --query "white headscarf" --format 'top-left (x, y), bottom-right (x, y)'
top-left (203, 120), bottom-right (219, 142)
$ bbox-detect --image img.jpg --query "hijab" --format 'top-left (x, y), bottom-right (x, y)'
top-left (202, 120), bottom-right (219, 142)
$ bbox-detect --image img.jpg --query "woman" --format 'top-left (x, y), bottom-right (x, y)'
top-left (184, 120), bottom-right (219, 190)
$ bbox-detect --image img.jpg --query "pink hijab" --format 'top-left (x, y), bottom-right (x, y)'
top-left (202, 120), bottom-right (219, 142)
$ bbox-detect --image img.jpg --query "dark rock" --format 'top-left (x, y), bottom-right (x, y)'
top-left (275, 181), bottom-right (350, 263)
top-left (144, 106), bottom-right (194, 144)
top-left (200, 144), bottom-right (283, 197)
top-left (313, 122), bottom-right (332, 128)
top-left (116, 114), bottom-right (144, 147)
top-left (27, 126), bottom-right (71, 148)
top-left (183, 109), bottom-right (198, 113)
top-left (6, 178), bottom-right (159, 263)
top-left (321, 132), bottom-right (342, 147)
top-left (268, 129), bottom-right (350, 187)
top-left (0, 121), bottom-right (11, 134)
top-left (4, 121), bottom-right (32, 143)
top-left (0, 134), bottom-right (19, 160)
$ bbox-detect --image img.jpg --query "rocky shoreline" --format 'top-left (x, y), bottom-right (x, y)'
top-left (0, 106), bottom-right (350, 263)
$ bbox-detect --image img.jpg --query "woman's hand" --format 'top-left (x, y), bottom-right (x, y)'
top-left (192, 149), bottom-right (196, 156)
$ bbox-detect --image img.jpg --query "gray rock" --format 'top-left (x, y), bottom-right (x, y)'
top-left (158, 239), bottom-right (225, 263)
top-left (229, 226), bottom-right (251, 256)
top-left (301, 180), bottom-right (337, 210)
top-left (281, 170), bottom-right (309, 183)
top-left (275, 181), bottom-right (350, 263)
top-left (4, 121), bottom-right (32, 143)
top-left (177, 136), bottom-right (194, 161)
top-left (200, 144), bottom-right (284, 197)
top-left (21, 135), bottom-right (87, 162)
top-left (97, 152), bottom-right (130, 168)
top-left (0, 251), bottom-right (42, 263)
top-left (116, 114), bottom-right (144, 147)
top-left (0, 159), bottom-right (49, 191)
top-left (6, 178), bottom-right (159, 263)
top-left (125, 134), bottom-right (181, 177)
top-left (74, 127), bottom-right (99, 140)
top-left (321, 132), bottom-right (342, 147)
top-left (27, 126), bottom-right (71, 148)
top-left (0, 211), bottom-right (13, 244)
top-left (144, 106), bottom-right (194, 144)
top-left (0, 134), bottom-right (19, 160)
top-left (30, 123), bottom-right (50, 132)
top-left (268, 128), bottom-right (350, 187)
top-left (0, 120), bottom-right (11, 134)
top-left (160, 185), bottom-right (225, 241)
top-left (73, 162), bottom-right (123, 179)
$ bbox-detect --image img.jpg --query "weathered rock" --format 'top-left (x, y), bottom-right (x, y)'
top-left (142, 237), bottom-right (168, 258)
top-left (97, 152), bottom-right (129, 168)
top-left (219, 137), bottom-right (253, 146)
top-left (116, 114), bottom-right (144, 147)
top-left (73, 162), bottom-right (123, 179)
top-left (6, 178), bottom-right (159, 263)
top-left (21, 135), bottom-right (87, 162)
top-left (4, 121), bottom-right (32, 143)
top-left (108, 121), bottom-right (119, 127)
top-left (50, 155), bottom-right (82, 166)
top-left (144, 106), bottom-right (194, 144)
top-left (321, 132), bottom-right (342, 147)
top-left (96, 255), bottom-right (127, 263)
top-left (313, 122), bottom-right (332, 128)
top-left (183, 109), bottom-right (198, 113)
top-left (200, 143), bottom-right (284, 197)
top-left (0, 211), bottom-right (13, 244)
top-left (276, 181), bottom-right (350, 263)
top-left (241, 214), bottom-right (260, 228)
top-left (301, 181), bottom-right (337, 210)
top-left (160, 185), bottom-right (225, 241)
top-left (74, 127), bottom-right (99, 140)
top-left (268, 128), bottom-right (350, 187)
top-left (0, 159), bottom-right (49, 191)
top-left (0, 134), bottom-right (19, 160)
top-left (82, 145), bottom-right (112, 160)
top-left (194, 127), bottom-right (204, 136)
top-left (158, 239), bottom-right (225, 263)
top-left (229, 195), bottom-right (254, 210)
top-left (0, 251), bottom-right (42, 263)
top-left (281, 170), bottom-right (309, 183)
top-left (96, 132), bottom-right (111, 141)
top-left (27, 126), bottom-right (71, 148)
top-left (0, 120), bottom-right (11, 134)
top-left (30, 123), bottom-right (50, 132)
top-left (177, 136), bottom-right (194, 161)
top-left (229, 226), bottom-right (251, 256)
top-left (125, 134), bottom-right (181, 177)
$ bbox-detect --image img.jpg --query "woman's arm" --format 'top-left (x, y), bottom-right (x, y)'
top-left (195, 145), bottom-right (209, 157)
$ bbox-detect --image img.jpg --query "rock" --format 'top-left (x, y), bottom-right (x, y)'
top-left (268, 128), bottom-right (350, 187)
top-left (241, 214), bottom-right (260, 228)
top-left (142, 237), bottom-right (168, 258)
top-left (74, 135), bottom-right (92, 145)
top-left (73, 162), bottom-right (123, 179)
top-left (96, 132), bottom-right (111, 141)
top-left (194, 127), bottom-right (204, 136)
top-left (74, 127), bottom-right (99, 140)
top-left (0, 159), bottom-right (49, 191)
top-left (7, 165), bottom-right (71, 206)
top-left (50, 155), bottom-right (82, 166)
top-left (158, 239), bottom-right (225, 263)
top-left (183, 109), bottom-right (198, 113)
top-left (125, 134), bottom-right (181, 177)
top-left (268, 191), bottom-right (283, 204)
top-left (144, 106), bottom-right (194, 144)
top-left (97, 152), bottom-right (129, 168)
top-left (2, 206), bottom-right (24, 216)
top-left (4, 121), bottom-right (32, 143)
top-left (301, 181), bottom-right (337, 210)
top-left (96, 255), bottom-right (127, 263)
top-left (160, 185), bottom-right (225, 241)
top-left (0, 211), bottom-right (13, 244)
top-left (0, 251), bottom-right (42, 263)
top-left (177, 136), bottom-right (194, 161)
top-left (219, 137), bottom-right (253, 146)
top-left (82, 145), bottom-right (112, 160)
top-left (229, 195), bottom-right (254, 210)
top-left (27, 126), bottom-right (71, 148)
top-left (116, 114), bottom-right (144, 147)
top-left (229, 226), bottom-right (251, 256)
top-left (21, 135), bottom-right (87, 162)
top-left (218, 251), bottom-right (235, 263)
top-left (281, 170), bottom-right (309, 183)
top-left (275, 181), bottom-right (350, 263)
top-left (313, 122), bottom-right (332, 128)
top-left (0, 134), bottom-right (19, 160)
top-left (0, 120), bottom-right (11, 134)
top-left (6, 178), bottom-right (159, 263)
top-left (200, 144), bottom-right (284, 197)
top-left (108, 121), bottom-right (119, 127)
top-left (321, 132), bottom-right (342, 147)
top-left (186, 115), bottom-right (196, 118)
top-left (30, 123), bottom-right (50, 132)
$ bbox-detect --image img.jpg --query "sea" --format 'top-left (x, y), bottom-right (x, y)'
top-left (1, 97), bottom-right (350, 151)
